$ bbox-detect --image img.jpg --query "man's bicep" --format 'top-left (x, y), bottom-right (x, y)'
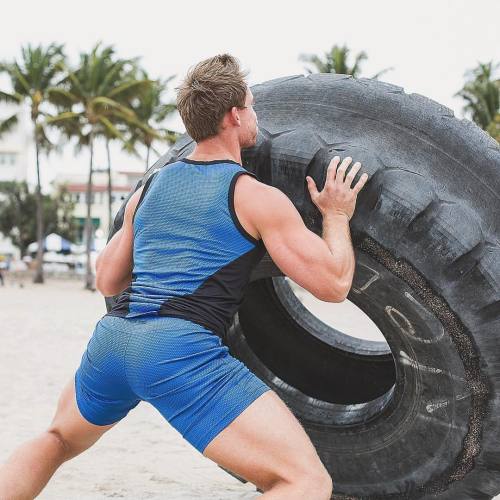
top-left (123, 185), bottom-right (145, 227)
top-left (116, 187), bottom-right (143, 267)
top-left (95, 186), bottom-right (143, 296)
top-left (255, 187), bottom-right (339, 301)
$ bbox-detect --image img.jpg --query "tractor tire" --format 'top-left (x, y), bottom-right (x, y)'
top-left (106, 73), bottom-right (500, 500)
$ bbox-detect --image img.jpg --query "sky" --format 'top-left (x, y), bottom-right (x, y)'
top-left (1, 0), bottom-right (499, 190)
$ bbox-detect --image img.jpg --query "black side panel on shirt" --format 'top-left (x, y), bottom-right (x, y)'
top-left (107, 281), bottom-right (134, 317)
top-left (159, 242), bottom-right (266, 338)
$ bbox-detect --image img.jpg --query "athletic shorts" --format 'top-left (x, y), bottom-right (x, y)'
top-left (74, 314), bottom-right (272, 454)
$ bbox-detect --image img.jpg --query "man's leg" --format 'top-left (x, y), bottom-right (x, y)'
top-left (0, 377), bottom-right (117, 499)
top-left (203, 390), bottom-right (333, 499)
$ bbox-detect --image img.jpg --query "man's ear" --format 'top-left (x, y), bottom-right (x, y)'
top-left (221, 107), bottom-right (241, 130)
top-left (228, 106), bottom-right (241, 126)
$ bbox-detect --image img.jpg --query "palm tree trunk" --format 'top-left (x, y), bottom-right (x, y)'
top-left (33, 124), bottom-right (44, 284)
top-left (145, 145), bottom-right (150, 172)
top-left (84, 131), bottom-right (95, 290)
top-left (106, 139), bottom-right (113, 238)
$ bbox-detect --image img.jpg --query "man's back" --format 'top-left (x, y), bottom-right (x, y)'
top-left (108, 158), bottom-right (266, 339)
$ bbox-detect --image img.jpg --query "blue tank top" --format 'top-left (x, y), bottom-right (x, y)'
top-left (107, 158), bottom-right (266, 338)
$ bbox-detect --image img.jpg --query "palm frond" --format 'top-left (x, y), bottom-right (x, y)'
top-left (0, 90), bottom-right (23, 104)
top-left (299, 44), bottom-right (390, 78)
top-left (155, 102), bottom-right (177, 122)
top-left (47, 87), bottom-right (79, 108)
top-left (157, 127), bottom-right (179, 144)
top-left (63, 64), bottom-right (86, 100)
top-left (349, 51), bottom-right (367, 76)
top-left (35, 122), bottom-right (55, 153)
top-left (299, 53), bottom-right (328, 73)
top-left (98, 116), bottom-right (125, 142)
top-left (91, 96), bottom-right (136, 119)
top-left (371, 66), bottom-right (395, 80)
top-left (98, 59), bottom-right (128, 94)
top-left (455, 60), bottom-right (499, 130)
top-left (0, 113), bottom-right (19, 137)
top-left (45, 111), bottom-right (81, 124)
top-left (121, 139), bottom-right (140, 157)
top-left (108, 78), bottom-right (154, 101)
top-left (11, 63), bottom-right (31, 95)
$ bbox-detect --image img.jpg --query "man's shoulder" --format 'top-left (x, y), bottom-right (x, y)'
top-left (234, 168), bottom-right (265, 193)
top-left (234, 172), bottom-right (281, 218)
top-left (236, 171), bottom-right (277, 197)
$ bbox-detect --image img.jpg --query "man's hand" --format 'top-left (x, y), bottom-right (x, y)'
top-left (306, 156), bottom-right (369, 220)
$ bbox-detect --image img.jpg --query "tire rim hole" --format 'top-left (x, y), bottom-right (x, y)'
top-left (285, 277), bottom-right (389, 344)
top-left (239, 277), bottom-right (397, 406)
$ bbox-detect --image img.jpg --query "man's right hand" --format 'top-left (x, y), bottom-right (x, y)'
top-left (306, 156), bottom-right (369, 220)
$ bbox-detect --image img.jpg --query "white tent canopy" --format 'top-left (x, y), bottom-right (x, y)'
top-left (28, 234), bottom-right (108, 255)
top-left (28, 233), bottom-right (75, 253)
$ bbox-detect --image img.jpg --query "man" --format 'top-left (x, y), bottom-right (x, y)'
top-left (0, 54), bottom-right (368, 499)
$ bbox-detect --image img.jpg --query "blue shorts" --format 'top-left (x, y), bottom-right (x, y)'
top-left (74, 314), bottom-right (272, 454)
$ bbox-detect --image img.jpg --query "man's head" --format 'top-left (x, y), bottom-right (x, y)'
top-left (176, 54), bottom-right (258, 148)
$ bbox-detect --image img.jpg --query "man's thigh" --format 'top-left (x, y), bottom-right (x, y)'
top-left (47, 377), bottom-right (117, 459)
top-left (202, 390), bottom-right (326, 492)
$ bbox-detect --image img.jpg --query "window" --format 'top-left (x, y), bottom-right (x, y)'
top-left (0, 153), bottom-right (16, 166)
top-left (84, 193), bottom-right (96, 204)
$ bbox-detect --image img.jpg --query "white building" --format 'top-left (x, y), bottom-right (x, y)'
top-left (53, 169), bottom-right (143, 244)
top-left (0, 110), bottom-right (31, 184)
top-left (0, 112), bottom-right (32, 260)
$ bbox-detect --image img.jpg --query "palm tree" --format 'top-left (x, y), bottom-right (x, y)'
top-left (127, 72), bottom-right (178, 171)
top-left (100, 119), bottom-right (136, 238)
top-left (93, 64), bottom-right (152, 237)
top-left (455, 61), bottom-right (499, 141)
top-left (0, 43), bottom-right (65, 283)
top-left (47, 42), bottom-right (152, 290)
top-left (299, 43), bottom-right (393, 80)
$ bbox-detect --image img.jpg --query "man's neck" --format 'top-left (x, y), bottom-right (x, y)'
top-left (186, 135), bottom-right (242, 164)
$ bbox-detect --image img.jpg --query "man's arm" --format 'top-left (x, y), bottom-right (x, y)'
top-left (250, 184), bottom-right (351, 302)
top-left (239, 156), bottom-right (368, 302)
top-left (95, 186), bottom-right (144, 297)
top-left (321, 212), bottom-right (355, 295)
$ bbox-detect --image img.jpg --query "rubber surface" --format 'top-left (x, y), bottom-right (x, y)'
top-left (108, 74), bottom-right (500, 499)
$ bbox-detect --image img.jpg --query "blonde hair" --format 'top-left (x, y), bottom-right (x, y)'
top-left (176, 54), bottom-right (249, 142)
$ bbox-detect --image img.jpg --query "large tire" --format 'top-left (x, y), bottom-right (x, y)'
top-left (107, 74), bottom-right (500, 499)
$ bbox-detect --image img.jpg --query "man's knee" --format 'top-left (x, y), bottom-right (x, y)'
top-left (45, 429), bottom-right (72, 461)
top-left (292, 468), bottom-right (333, 499)
top-left (266, 464), bottom-right (333, 498)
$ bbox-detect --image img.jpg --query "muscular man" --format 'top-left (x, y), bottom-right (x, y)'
top-left (0, 54), bottom-right (368, 499)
